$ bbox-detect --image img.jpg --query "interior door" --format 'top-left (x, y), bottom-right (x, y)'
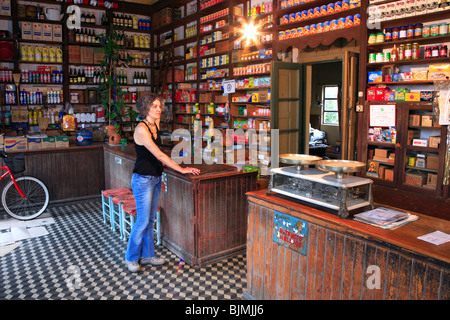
top-left (341, 51), bottom-right (359, 160)
top-left (271, 62), bottom-right (304, 157)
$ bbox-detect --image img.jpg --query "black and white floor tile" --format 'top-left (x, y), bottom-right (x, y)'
top-left (0, 199), bottom-right (247, 300)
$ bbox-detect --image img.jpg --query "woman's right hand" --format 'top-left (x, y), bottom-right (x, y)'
top-left (181, 167), bottom-right (201, 175)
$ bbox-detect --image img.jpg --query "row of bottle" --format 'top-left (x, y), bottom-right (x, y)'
top-left (116, 33), bottom-right (150, 49)
top-left (3, 90), bottom-right (16, 105)
top-left (74, 28), bottom-right (102, 44)
top-left (81, 11), bottom-right (97, 24)
top-left (131, 72), bottom-right (148, 85)
top-left (21, 69), bottom-right (63, 84)
top-left (21, 46), bottom-right (63, 63)
top-left (128, 52), bottom-right (151, 66)
top-left (0, 68), bottom-right (13, 83)
top-left (19, 90), bottom-right (63, 105)
top-left (69, 67), bottom-right (103, 84)
top-left (112, 13), bottom-right (150, 30)
top-left (28, 108), bottom-right (61, 126)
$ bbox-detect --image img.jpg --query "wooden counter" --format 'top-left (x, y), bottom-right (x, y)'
top-left (3, 143), bottom-right (105, 202)
top-left (159, 164), bottom-right (258, 267)
top-left (245, 189), bottom-right (449, 300)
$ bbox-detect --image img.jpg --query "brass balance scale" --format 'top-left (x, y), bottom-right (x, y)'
top-left (267, 154), bottom-right (374, 218)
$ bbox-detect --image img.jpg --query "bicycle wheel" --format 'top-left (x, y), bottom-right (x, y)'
top-left (2, 176), bottom-right (49, 220)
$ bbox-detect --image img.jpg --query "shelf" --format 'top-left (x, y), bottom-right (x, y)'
top-left (405, 145), bottom-right (440, 152)
top-left (21, 82), bottom-right (63, 85)
top-left (19, 18), bottom-right (61, 25)
top-left (405, 165), bottom-right (438, 173)
top-left (367, 34), bottom-right (450, 50)
top-left (232, 57), bottom-right (273, 65)
top-left (367, 57), bottom-right (450, 68)
top-left (367, 81), bottom-right (436, 85)
top-left (367, 141), bottom-right (396, 148)
top-left (18, 39), bottom-right (63, 45)
top-left (277, 0), bottom-right (341, 18)
top-left (19, 61), bottom-right (63, 65)
top-left (378, 10), bottom-right (450, 29)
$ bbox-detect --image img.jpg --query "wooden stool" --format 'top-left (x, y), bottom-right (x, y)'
top-left (111, 194), bottom-right (135, 239)
top-left (121, 202), bottom-right (137, 241)
top-left (101, 188), bottom-right (132, 227)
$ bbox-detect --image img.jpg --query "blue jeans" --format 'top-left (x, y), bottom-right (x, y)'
top-left (125, 173), bottom-right (161, 262)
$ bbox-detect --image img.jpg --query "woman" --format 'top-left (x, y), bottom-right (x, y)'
top-left (125, 93), bottom-right (200, 273)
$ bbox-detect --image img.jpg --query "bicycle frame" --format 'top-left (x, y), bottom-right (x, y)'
top-left (0, 165), bottom-right (27, 199)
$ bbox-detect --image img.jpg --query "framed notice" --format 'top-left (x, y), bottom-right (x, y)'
top-left (273, 211), bottom-right (308, 255)
top-left (369, 104), bottom-right (396, 127)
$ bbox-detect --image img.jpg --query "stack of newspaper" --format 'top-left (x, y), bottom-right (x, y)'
top-left (354, 207), bottom-right (418, 229)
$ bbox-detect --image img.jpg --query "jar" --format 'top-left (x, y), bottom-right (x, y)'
top-left (405, 43), bottom-right (412, 60)
top-left (422, 25), bottom-right (431, 37)
top-left (414, 23), bottom-right (423, 38)
top-left (399, 26), bottom-right (407, 39)
top-left (439, 23), bottom-right (448, 35)
top-left (441, 45), bottom-right (448, 58)
top-left (425, 46), bottom-right (432, 58)
top-left (412, 43), bottom-right (420, 59)
top-left (384, 28), bottom-right (392, 41)
top-left (406, 25), bottom-right (414, 38)
top-left (368, 33), bottom-right (376, 44)
top-left (431, 24), bottom-right (439, 36)
top-left (392, 27), bottom-right (400, 40)
top-left (376, 32), bottom-right (384, 43)
top-left (399, 44), bottom-right (405, 60)
top-left (432, 45), bottom-right (440, 58)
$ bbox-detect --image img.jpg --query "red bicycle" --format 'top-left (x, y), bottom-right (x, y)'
top-left (0, 150), bottom-right (49, 220)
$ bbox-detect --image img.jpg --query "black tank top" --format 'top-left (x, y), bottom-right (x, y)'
top-left (133, 122), bottom-right (163, 176)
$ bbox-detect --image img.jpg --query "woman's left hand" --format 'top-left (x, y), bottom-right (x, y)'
top-left (181, 167), bottom-right (201, 175)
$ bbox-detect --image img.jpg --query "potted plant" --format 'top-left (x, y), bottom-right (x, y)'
top-left (98, 24), bottom-right (137, 144)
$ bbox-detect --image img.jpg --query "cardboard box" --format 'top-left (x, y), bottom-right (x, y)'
top-left (407, 129), bottom-right (420, 144)
top-left (199, 93), bottom-right (212, 103)
top-left (427, 154), bottom-right (439, 170)
top-left (93, 47), bottom-right (104, 64)
top-left (4, 136), bottom-right (27, 151)
top-left (427, 173), bottom-right (437, 188)
top-left (55, 135), bottom-right (69, 148)
top-left (232, 50), bottom-right (242, 63)
top-left (405, 172), bottom-right (425, 186)
top-left (42, 24), bottom-right (53, 42)
top-left (32, 22), bottom-right (42, 40)
top-left (21, 22), bottom-right (32, 40)
top-left (384, 168), bottom-right (394, 181)
top-left (368, 71), bottom-right (383, 83)
top-left (258, 90), bottom-right (269, 102)
top-left (81, 47), bottom-right (94, 64)
top-left (214, 95), bottom-right (228, 103)
top-left (405, 92), bottom-right (420, 101)
top-left (0, 0), bottom-right (11, 16)
top-left (412, 139), bottom-right (428, 147)
top-left (27, 136), bottom-right (42, 150)
top-left (215, 41), bottom-right (229, 53)
top-left (409, 114), bottom-right (421, 126)
top-left (421, 115), bottom-right (433, 127)
top-left (233, 6), bottom-right (243, 16)
top-left (428, 64), bottom-right (450, 80)
top-left (42, 136), bottom-right (56, 149)
top-left (52, 24), bottom-right (62, 42)
top-left (68, 45), bottom-right (81, 63)
top-left (429, 136), bottom-right (440, 148)
top-left (374, 148), bottom-right (388, 158)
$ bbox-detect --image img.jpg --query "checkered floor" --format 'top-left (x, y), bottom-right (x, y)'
top-left (0, 199), bottom-right (247, 300)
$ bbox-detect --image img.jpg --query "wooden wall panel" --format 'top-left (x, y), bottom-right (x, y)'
top-left (245, 201), bottom-right (449, 300)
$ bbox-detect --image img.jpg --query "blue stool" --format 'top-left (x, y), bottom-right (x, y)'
top-left (111, 194), bottom-right (135, 238)
top-left (101, 188), bottom-right (132, 227)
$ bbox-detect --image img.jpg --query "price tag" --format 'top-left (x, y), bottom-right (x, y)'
top-left (222, 80), bottom-right (235, 94)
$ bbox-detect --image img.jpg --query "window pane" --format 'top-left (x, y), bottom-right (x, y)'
top-left (323, 112), bottom-right (339, 125)
top-left (324, 86), bottom-right (338, 99)
top-left (324, 99), bottom-right (338, 111)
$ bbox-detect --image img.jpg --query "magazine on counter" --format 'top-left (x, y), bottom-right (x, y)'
top-left (354, 207), bottom-right (411, 226)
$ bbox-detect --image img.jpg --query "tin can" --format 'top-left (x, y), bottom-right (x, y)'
top-left (335, 1), bottom-right (342, 12)
top-left (289, 13), bottom-right (296, 23)
top-left (307, 8), bottom-right (314, 18)
top-left (345, 15), bottom-right (353, 28)
top-left (281, 15), bottom-right (289, 24)
top-left (430, 24), bottom-right (439, 37)
top-left (301, 10), bottom-right (308, 20)
top-left (303, 25), bottom-right (310, 36)
top-left (310, 24), bottom-right (317, 34)
top-left (439, 23), bottom-right (448, 35)
top-left (422, 25), bottom-right (431, 37)
top-left (342, 0), bottom-right (349, 10)
top-left (369, 53), bottom-right (376, 63)
top-left (330, 19), bottom-right (337, 31)
top-left (285, 30), bottom-right (291, 39)
top-left (320, 5), bottom-right (327, 16)
top-left (408, 157), bottom-right (416, 166)
top-left (278, 31), bottom-right (285, 40)
top-left (316, 22), bottom-right (323, 33)
top-left (327, 3), bottom-right (334, 14)
top-left (313, 7), bottom-right (320, 17)
top-left (323, 20), bottom-right (330, 32)
top-left (375, 52), bottom-right (384, 63)
top-left (297, 27), bottom-right (303, 37)
top-left (337, 17), bottom-right (345, 29)
top-left (290, 28), bottom-right (297, 38)
top-left (383, 52), bottom-right (391, 62)
top-left (295, 12), bottom-right (301, 22)
top-left (353, 14), bottom-right (360, 26)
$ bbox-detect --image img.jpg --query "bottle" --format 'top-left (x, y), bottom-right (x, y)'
top-left (76, 124), bottom-right (93, 146)
top-left (412, 43), bottom-right (419, 59)
top-left (81, 68), bottom-right (86, 83)
top-left (42, 46), bottom-right (49, 62)
top-left (81, 11), bottom-right (86, 23)
top-left (391, 44), bottom-right (398, 61)
top-left (405, 43), bottom-right (412, 60)
top-left (133, 16), bottom-right (138, 29)
top-left (399, 44), bottom-right (405, 60)
top-left (56, 48), bottom-right (63, 63)
top-left (133, 72), bottom-right (137, 84)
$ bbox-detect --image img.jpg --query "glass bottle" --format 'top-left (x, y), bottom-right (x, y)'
top-left (391, 44), bottom-right (398, 61)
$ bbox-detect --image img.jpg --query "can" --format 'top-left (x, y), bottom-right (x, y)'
top-left (310, 24), bottom-right (317, 34)
top-left (369, 53), bottom-right (376, 63)
top-left (327, 3), bottom-right (335, 14)
top-left (345, 15), bottom-right (353, 28)
top-left (408, 157), bottom-right (416, 166)
top-left (430, 24), bottom-right (439, 37)
top-left (278, 31), bottom-right (285, 40)
top-left (323, 21), bottom-right (330, 32)
top-left (383, 52), bottom-right (391, 62)
top-left (330, 19), bottom-right (338, 31)
top-left (439, 23), bottom-right (448, 35)
top-left (289, 13), bottom-right (296, 23)
top-left (316, 22), bottom-right (323, 33)
top-left (308, 8), bottom-right (314, 18)
top-left (337, 17), bottom-right (345, 29)
top-left (353, 14), bottom-right (360, 26)
top-left (342, 0), bottom-right (349, 10)
top-left (301, 10), bottom-right (308, 20)
top-left (297, 27), bottom-right (303, 37)
top-left (422, 25), bottom-right (431, 37)
top-left (313, 7), bottom-right (320, 17)
top-left (375, 52), bottom-right (384, 63)
top-left (303, 25), bottom-right (310, 36)
top-left (320, 5), bottom-right (327, 16)
top-left (335, 1), bottom-right (342, 12)
top-left (281, 15), bottom-right (289, 24)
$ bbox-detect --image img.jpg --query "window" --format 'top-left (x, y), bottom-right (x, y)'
top-left (321, 85), bottom-right (339, 126)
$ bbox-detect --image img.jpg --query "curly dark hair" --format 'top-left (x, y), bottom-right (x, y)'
top-left (136, 93), bottom-right (164, 119)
